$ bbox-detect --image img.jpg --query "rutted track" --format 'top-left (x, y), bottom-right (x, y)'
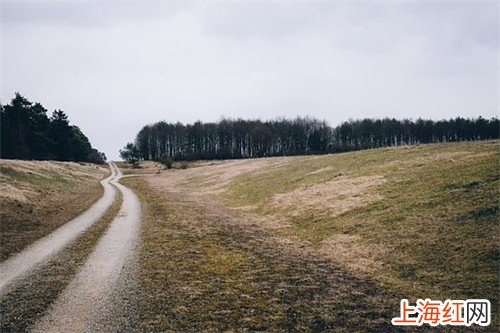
top-left (0, 163), bottom-right (119, 295)
top-left (32, 163), bottom-right (141, 332)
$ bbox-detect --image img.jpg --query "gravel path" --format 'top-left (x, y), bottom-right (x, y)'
top-left (31, 163), bottom-right (141, 332)
top-left (0, 163), bottom-right (119, 296)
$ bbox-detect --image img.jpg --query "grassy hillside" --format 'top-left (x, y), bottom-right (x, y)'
top-left (223, 141), bottom-right (499, 303)
top-left (123, 140), bottom-right (498, 331)
top-left (0, 159), bottom-right (108, 260)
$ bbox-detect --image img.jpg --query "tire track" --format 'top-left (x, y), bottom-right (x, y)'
top-left (0, 163), bottom-right (119, 296)
top-left (0, 191), bottom-right (123, 332)
top-left (32, 163), bottom-right (141, 332)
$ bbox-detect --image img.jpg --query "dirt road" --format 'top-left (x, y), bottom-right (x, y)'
top-left (0, 163), bottom-right (119, 296)
top-left (31, 163), bottom-right (141, 332)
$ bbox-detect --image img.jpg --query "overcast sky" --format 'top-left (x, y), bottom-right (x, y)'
top-left (1, 1), bottom-right (498, 160)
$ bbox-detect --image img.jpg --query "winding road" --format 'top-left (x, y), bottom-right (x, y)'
top-left (0, 163), bottom-right (119, 296)
top-left (32, 163), bottom-right (141, 332)
top-left (0, 162), bottom-right (142, 332)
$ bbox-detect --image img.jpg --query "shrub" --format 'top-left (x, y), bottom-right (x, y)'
top-left (160, 155), bottom-right (173, 169)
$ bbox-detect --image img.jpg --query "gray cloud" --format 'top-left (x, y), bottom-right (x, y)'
top-left (1, 1), bottom-right (498, 159)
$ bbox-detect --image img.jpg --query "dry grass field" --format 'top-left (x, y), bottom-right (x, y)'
top-left (122, 140), bottom-right (499, 332)
top-left (1, 141), bottom-right (497, 332)
top-left (0, 160), bottom-right (108, 261)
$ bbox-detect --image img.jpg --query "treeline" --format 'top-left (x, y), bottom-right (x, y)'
top-left (121, 116), bottom-right (499, 162)
top-left (1, 93), bottom-right (106, 164)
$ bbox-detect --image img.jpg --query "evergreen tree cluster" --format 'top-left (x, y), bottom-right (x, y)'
top-left (121, 116), bottom-right (499, 162)
top-left (1, 93), bottom-right (106, 164)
